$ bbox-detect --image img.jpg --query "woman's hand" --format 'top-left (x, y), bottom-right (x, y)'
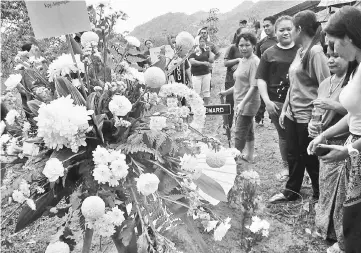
top-left (279, 111), bottom-right (286, 129)
top-left (307, 134), bottom-right (327, 155)
top-left (234, 102), bottom-right (245, 118)
top-left (319, 144), bottom-right (348, 163)
top-left (313, 98), bottom-right (336, 110)
top-left (231, 64), bottom-right (238, 72)
top-left (308, 121), bottom-right (320, 138)
top-left (265, 101), bottom-right (279, 118)
top-left (219, 90), bottom-right (227, 97)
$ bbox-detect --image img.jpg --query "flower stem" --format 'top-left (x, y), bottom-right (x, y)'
top-left (82, 228), bottom-right (94, 253)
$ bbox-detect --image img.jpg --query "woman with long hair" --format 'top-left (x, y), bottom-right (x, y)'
top-left (310, 42), bottom-right (357, 253)
top-left (308, 6), bottom-right (361, 253)
top-left (220, 32), bottom-right (260, 163)
top-left (269, 10), bottom-right (330, 202)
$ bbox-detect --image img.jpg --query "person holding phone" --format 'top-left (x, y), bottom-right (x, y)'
top-left (309, 42), bottom-right (356, 253)
top-left (307, 7), bottom-right (361, 252)
top-left (269, 10), bottom-right (330, 203)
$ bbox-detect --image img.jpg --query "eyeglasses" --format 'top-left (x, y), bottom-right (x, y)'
top-left (200, 32), bottom-right (207, 34)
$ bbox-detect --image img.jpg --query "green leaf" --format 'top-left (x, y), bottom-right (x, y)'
top-left (27, 100), bottom-right (42, 115)
top-left (181, 214), bottom-right (208, 252)
top-left (50, 147), bottom-right (86, 168)
top-left (93, 114), bottom-right (107, 143)
top-left (86, 92), bottom-right (98, 111)
top-left (194, 173), bottom-right (227, 202)
top-left (137, 233), bottom-right (148, 253)
top-left (119, 220), bottom-right (135, 246)
top-left (55, 77), bottom-right (86, 106)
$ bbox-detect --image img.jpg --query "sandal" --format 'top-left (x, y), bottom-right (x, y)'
top-left (238, 154), bottom-right (257, 164)
top-left (268, 193), bottom-right (288, 203)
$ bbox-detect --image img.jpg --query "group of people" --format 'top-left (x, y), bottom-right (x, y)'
top-left (139, 9), bottom-right (361, 252)
top-left (218, 7), bottom-right (361, 253)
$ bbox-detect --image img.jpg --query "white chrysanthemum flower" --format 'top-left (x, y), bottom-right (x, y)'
top-left (92, 146), bottom-right (111, 165)
top-left (180, 154), bottom-right (198, 173)
top-left (47, 53), bottom-right (84, 82)
top-left (45, 241), bottom-right (70, 253)
top-left (81, 196), bottom-right (105, 220)
top-left (71, 79), bottom-right (81, 88)
top-left (22, 122), bottom-right (31, 133)
top-left (35, 186), bottom-right (45, 194)
top-left (26, 198), bottom-right (36, 210)
top-left (144, 67), bottom-right (166, 88)
top-left (43, 158), bottom-right (65, 182)
top-left (108, 149), bottom-right (126, 163)
top-left (125, 36), bottom-right (140, 47)
top-left (136, 173), bottom-right (160, 196)
top-left (206, 151), bottom-right (227, 168)
top-left (5, 110), bottom-right (20, 125)
top-left (19, 179), bottom-right (30, 197)
top-left (93, 213), bottom-right (116, 236)
top-left (12, 190), bottom-right (26, 203)
top-left (203, 220), bottom-right (218, 232)
top-left (149, 116), bottom-right (167, 131)
top-left (93, 164), bottom-right (111, 184)
top-left (179, 106), bottom-right (190, 118)
top-left (22, 142), bottom-right (39, 156)
top-left (34, 87), bottom-right (53, 102)
top-left (108, 95), bottom-right (132, 116)
top-left (240, 170), bottom-right (261, 185)
top-left (5, 74), bottom-right (22, 91)
top-left (166, 97), bottom-right (178, 108)
top-left (14, 64), bottom-right (25, 70)
top-left (110, 159), bottom-right (129, 179)
top-left (114, 119), bottom-right (131, 128)
top-left (0, 134), bottom-right (11, 145)
top-left (246, 216), bottom-right (270, 237)
top-left (6, 138), bottom-right (20, 155)
top-left (214, 217), bottom-right (231, 241)
top-left (94, 86), bottom-right (103, 92)
top-left (0, 121), bottom-right (6, 136)
top-left (35, 96), bottom-right (93, 152)
top-left (107, 206), bottom-right (125, 226)
top-left (81, 31), bottom-right (99, 47)
top-left (176, 32), bottom-right (195, 56)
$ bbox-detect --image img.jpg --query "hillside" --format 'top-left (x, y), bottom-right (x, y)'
top-left (131, 0), bottom-right (304, 45)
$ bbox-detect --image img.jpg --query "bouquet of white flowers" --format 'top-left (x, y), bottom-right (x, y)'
top-left (1, 3), bottom-right (235, 253)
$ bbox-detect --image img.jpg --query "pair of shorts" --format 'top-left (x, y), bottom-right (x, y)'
top-left (192, 73), bottom-right (211, 98)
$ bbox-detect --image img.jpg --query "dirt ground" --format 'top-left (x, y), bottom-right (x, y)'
top-left (1, 50), bottom-right (331, 253)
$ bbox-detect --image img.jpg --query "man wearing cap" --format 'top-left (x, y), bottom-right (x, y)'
top-left (197, 27), bottom-right (221, 61)
top-left (232, 19), bottom-right (248, 44)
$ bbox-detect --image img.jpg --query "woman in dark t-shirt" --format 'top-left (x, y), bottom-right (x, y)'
top-left (256, 16), bottom-right (298, 181)
top-left (189, 37), bottom-right (214, 105)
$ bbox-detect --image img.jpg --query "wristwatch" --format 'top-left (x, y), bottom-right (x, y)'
top-left (347, 144), bottom-right (359, 157)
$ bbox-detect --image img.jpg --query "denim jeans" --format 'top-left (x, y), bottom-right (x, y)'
top-left (283, 117), bottom-right (319, 200)
top-left (234, 115), bottom-right (254, 152)
top-left (268, 101), bottom-right (288, 163)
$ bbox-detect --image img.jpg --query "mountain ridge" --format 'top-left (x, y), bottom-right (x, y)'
top-left (130, 0), bottom-right (304, 45)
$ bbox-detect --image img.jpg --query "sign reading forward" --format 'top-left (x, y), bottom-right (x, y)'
top-left (25, 1), bottom-right (91, 39)
top-left (205, 104), bottom-right (231, 115)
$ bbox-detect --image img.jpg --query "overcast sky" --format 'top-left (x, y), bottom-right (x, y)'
top-left (106, 0), bottom-right (260, 32)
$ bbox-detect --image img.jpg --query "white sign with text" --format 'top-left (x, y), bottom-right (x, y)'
top-left (25, 1), bottom-right (91, 39)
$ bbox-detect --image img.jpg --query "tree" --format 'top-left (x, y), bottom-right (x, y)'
top-left (199, 8), bottom-right (220, 44)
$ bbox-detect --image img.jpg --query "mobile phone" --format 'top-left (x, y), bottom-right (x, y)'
top-left (314, 145), bottom-right (330, 156)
